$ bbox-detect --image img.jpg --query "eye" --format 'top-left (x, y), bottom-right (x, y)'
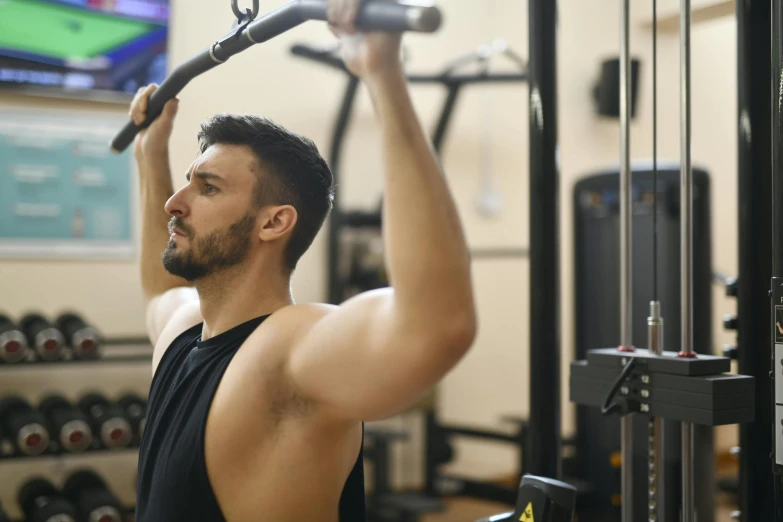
top-left (203, 183), bottom-right (218, 194)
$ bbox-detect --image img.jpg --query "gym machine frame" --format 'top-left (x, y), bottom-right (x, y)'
top-left (736, 0), bottom-right (776, 520)
top-left (288, 40), bottom-right (528, 305)
top-left (568, 3), bottom-right (757, 522)
top-left (771, 1), bottom-right (783, 520)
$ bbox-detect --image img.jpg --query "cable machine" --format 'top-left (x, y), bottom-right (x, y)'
top-left (569, 2), bottom-right (759, 522)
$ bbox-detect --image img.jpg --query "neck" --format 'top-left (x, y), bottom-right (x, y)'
top-left (194, 263), bottom-right (293, 341)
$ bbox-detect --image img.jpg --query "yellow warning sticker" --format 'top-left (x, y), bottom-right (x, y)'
top-left (519, 502), bottom-right (534, 522)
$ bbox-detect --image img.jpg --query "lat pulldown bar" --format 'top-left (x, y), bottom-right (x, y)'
top-left (109, 0), bottom-right (442, 153)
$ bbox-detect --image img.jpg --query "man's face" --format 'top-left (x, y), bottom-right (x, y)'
top-left (162, 144), bottom-right (260, 282)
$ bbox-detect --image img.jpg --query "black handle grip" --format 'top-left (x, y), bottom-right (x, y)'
top-left (109, 51), bottom-right (222, 154)
top-left (295, 0), bottom-right (442, 32)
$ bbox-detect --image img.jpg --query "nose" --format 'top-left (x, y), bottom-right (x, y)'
top-left (164, 188), bottom-right (189, 218)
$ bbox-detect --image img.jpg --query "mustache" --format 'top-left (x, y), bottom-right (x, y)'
top-left (168, 218), bottom-right (191, 237)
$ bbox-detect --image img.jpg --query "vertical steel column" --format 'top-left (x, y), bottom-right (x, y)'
top-left (618, 2), bottom-right (634, 521)
top-left (770, 0), bottom-right (783, 520)
top-left (678, 1), bottom-right (696, 522)
top-left (619, 1), bottom-right (633, 353)
top-left (647, 6), bottom-right (665, 521)
top-left (774, 0), bottom-right (783, 277)
top-left (736, 1), bottom-right (775, 520)
top-left (528, 0), bottom-right (560, 480)
top-left (648, 302), bottom-right (664, 522)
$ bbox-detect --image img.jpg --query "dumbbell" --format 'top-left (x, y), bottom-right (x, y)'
top-left (19, 478), bottom-right (77, 522)
top-left (20, 313), bottom-right (65, 361)
top-left (117, 393), bottom-right (147, 443)
top-left (77, 393), bottom-right (132, 449)
top-left (63, 470), bottom-right (123, 522)
top-left (56, 313), bottom-right (101, 360)
top-left (0, 396), bottom-right (50, 456)
top-left (0, 314), bottom-right (29, 363)
top-left (39, 395), bottom-right (94, 453)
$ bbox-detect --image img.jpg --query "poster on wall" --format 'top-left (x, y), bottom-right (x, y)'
top-left (0, 110), bottom-right (136, 259)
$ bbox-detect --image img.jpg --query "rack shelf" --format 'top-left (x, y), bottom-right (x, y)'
top-left (0, 445), bottom-right (139, 462)
top-left (0, 342), bottom-right (152, 371)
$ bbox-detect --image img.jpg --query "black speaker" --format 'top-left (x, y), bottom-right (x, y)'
top-left (572, 165), bottom-right (714, 522)
top-left (592, 57), bottom-right (641, 118)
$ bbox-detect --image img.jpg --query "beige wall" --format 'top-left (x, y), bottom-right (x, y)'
top-left (0, 0), bottom-right (740, 506)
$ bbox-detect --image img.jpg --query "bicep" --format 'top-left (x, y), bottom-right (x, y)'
top-left (287, 289), bottom-right (467, 421)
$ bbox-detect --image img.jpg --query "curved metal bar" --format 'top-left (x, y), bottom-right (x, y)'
top-left (110, 0), bottom-right (442, 153)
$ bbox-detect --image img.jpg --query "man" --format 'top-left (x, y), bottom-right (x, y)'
top-left (132, 1), bottom-right (477, 521)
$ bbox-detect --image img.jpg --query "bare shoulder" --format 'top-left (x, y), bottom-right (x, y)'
top-left (247, 303), bottom-right (337, 352)
top-left (266, 303), bottom-right (336, 328)
top-left (232, 303), bottom-right (341, 388)
top-left (151, 300), bottom-right (204, 374)
top-left (218, 303), bottom-right (341, 419)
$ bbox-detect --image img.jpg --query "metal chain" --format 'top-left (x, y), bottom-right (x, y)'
top-left (231, 0), bottom-right (260, 21)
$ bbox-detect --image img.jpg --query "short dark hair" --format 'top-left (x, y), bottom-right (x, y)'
top-left (197, 114), bottom-right (335, 273)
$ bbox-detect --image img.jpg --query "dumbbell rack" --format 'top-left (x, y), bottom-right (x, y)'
top-left (0, 337), bottom-right (152, 522)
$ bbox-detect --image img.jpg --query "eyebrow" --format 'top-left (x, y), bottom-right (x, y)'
top-left (185, 171), bottom-right (224, 183)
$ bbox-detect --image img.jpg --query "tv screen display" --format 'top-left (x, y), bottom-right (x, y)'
top-left (0, 0), bottom-right (169, 100)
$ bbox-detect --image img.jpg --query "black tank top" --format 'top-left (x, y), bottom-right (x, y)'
top-left (135, 315), bottom-right (367, 522)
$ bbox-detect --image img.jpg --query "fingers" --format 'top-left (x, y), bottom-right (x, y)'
top-left (342, 0), bottom-right (361, 31)
top-left (326, 0), bottom-right (340, 25)
top-left (129, 84), bottom-right (158, 126)
top-left (327, 0), bottom-right (360, 34)
top-left (160, 97), bottom-right (179, 123)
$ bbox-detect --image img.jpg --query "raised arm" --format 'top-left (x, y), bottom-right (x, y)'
top-left (287, 2), bottom-right (477, 422)
top-left (130, 85), bottom-right (199, 345)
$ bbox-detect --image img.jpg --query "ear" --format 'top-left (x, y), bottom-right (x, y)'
top-left (258, 205), bottom-right (298, 242)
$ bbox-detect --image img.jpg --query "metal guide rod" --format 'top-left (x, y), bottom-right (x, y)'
top-left (648, 3), bottom-right (664, 519)
top-left (621, 413), bottom-right (633, 522)
top-left (619, 1), bottom-right (632, 350)
top-left (648, 302), bottom-right (664, 522)
top-left (679, 4), bottom-right (694, 357)
top-left (679, 0), bottom-right (695, 521)
top-left (619, 1), bottom-right (633, 521)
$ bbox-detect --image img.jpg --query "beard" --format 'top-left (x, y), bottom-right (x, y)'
top-left (162, 212), bottom-right (256, 282)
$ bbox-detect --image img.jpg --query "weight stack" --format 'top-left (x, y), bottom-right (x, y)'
top-left (572, 166), bottom-right (714, 522)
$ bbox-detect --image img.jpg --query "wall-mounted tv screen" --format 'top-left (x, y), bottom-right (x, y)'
top-left (0, 0), bottom-right (169, 101)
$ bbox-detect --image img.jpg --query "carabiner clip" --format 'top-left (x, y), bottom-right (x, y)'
top-left (231, 0), bottom-right (260, 22)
